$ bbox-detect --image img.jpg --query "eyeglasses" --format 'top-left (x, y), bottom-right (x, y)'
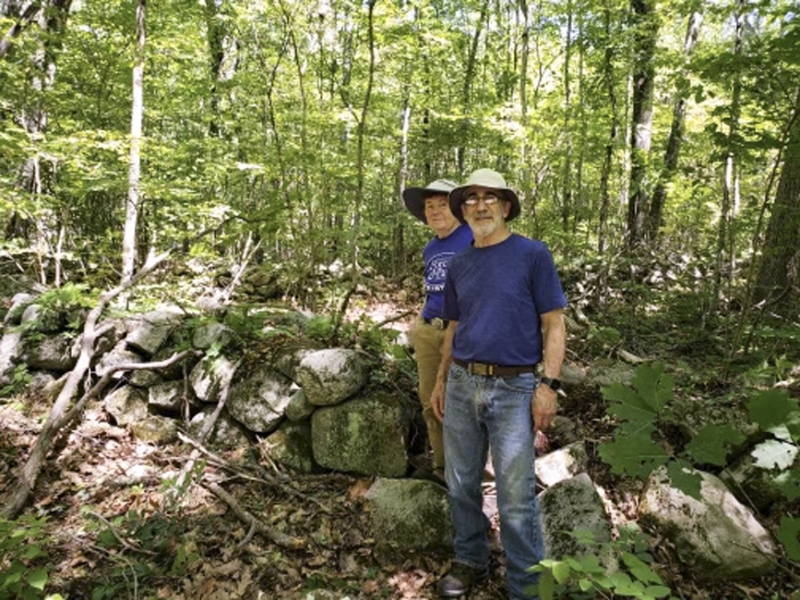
top-left (463, 192), bottom-right (501, 207)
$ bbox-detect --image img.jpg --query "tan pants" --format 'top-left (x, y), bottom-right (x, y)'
top-left (410, 318), bottom-right (446, 476)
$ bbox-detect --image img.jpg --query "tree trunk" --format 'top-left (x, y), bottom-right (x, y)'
top-left (753, 88), bottom-right (800, 317)
top-left (0, 0), bottom-right (40, 59)
top-left (561, 0), bottom-right (573, 233)
top-left (456, 0), bottom-right (488, 173)
top-left (626, 0), bottom-right (658, 248)
top-left (647, 10), bottom-right (702, 241)
top-left (598, 3), bottom-right (619, 256)
top-left (350, 0), bottom-right (377, 272)
top-left (121, 0), bottom-right (146, 284)
top-left (715, 1), bottom-right (743, 305)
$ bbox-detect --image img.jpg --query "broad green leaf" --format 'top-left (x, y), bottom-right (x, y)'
top-left (643, 585), bottom-right (673, 598)
top-left (667, 460), bottom-right (703, 500)
top-left (535, 572), bottom-right (555, 600)
top-left (608, 571), bottom-right (644, 595)
top-left (578, 578), bottom-right (594, 592)
top-left (552, 561), bottom-right (571, 584)
top-left (26, 568), bottom-right (48, 591)
top-left (776, 516), bottom-right (800, 561)
top-left (602, 383), bottom-right (656, 423)
top-left (685, 424), bottom-right (745, 466)
top-left (598, 434), bottom-right (669, 478)
top-left (751, 439), bottom-right (798, 470)
top-left (747, 389), bottom-right (798, 430)
top-left (775, 469), bottom-right (800, 501)
top-left (621, 551), bottom-right (663, 584)
top-left (631, 362), bottom-right (673, 414)
top-left (579, 554), bottom-right (605, 574)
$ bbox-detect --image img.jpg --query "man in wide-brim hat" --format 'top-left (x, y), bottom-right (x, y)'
top-left (402, 179), bottom-right (473, 487)
top-left (431, 168), bottom-right (567, 599)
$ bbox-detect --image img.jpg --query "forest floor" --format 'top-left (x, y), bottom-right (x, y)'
top-left (0, 291), bottom-right (796, 600)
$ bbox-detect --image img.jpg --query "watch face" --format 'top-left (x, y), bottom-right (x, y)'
top-left (542, 377), bottom-right (561, 390)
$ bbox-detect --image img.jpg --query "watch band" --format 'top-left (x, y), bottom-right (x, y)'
top-left (539, 376), bottom-right (562, 391)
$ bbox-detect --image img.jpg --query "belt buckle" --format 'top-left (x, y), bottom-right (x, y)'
top-left (430, 317), bottom-right (445, 330)
top-left (470, 362), bottom-right (493, 376)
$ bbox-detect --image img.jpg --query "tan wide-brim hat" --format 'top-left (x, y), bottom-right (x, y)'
top-left (449, 168), bottom-right (521, 223)
top-left (402, 179), bottom-right (458, 223)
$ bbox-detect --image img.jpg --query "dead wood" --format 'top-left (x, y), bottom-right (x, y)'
top-left (203, 481), bottom-right (305, 550)
top-left (2, 250), bottom-right (172, 519)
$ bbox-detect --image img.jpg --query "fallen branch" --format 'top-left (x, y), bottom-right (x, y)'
top-left (178, 431), bottom-right (331, 514)
top-left (162, 358), bottom-right (242, 508)
top-left (203, 481), bottom-right (305, 551)
top-left (2, 250), bottom-right (172, 519)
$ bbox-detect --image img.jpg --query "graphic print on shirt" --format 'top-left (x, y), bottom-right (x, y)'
top-left (426, 253), bottom-right (455, 293)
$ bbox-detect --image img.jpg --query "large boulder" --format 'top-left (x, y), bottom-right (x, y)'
top-left (189, 406), bottom-right (251, 449)
top-left (639, 467), bottom-right (777, 582)
top-left (540, 473), bottom-right (614, 563)
top-left (536, 442), bottom-right (589, 488)
top-left (104, 385), bottom-right (149, 427)
top-left (3, 293), bottom-right (36, 325)
top-left (95, 342), bottom-right (143, 380)
top-left (125, 309), bottom-right (183, 357)
top-left (189, 355), bottom-right (238, 402)
top-left (261, 421), bottom-right (316, 473)
top-left (296, 348), bottom-right (368, 407)
top-left (0, 331), bottom-right (23, 386)
top-left (285, 388), bottom-right (314, 422)
top-left (23, 334), bottom-right (78, 372)
top-left (311, 391), bottom-right (410, 477)
top-left (365, 478), bottom-right (452, 565)
top-left (130, 414), bottom-right (179, 444)
top-left (226, 366), bottom-right (294, 433)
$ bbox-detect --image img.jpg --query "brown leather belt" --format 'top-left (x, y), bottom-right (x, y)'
top-left (452, 358), bottom-right (536, 377)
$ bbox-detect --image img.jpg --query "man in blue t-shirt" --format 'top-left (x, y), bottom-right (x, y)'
top-left (431, 168), bottom-right (567, 599)
top-left (403, 179), bottom-right (473, 486)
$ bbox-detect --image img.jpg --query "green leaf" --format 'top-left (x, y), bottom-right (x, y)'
top-left (608, 571), bottom-right (644, 595)
top-left (535, 571), bottom-right (555, 600)
top-left (552, 561), bottom-right (571, 584)
top-left (751, 439), bottom-right (798, 470)
top-left (598, 434), bottom-right (669, 478)
top-left (26, 568), bottom-right (48, 590)
top-left (603, 383), bottom-right (657, 424)
top-left (643, 585), bottom-right (673, 598)
top-left (685, 424), bottom-right (745, 466)
top-left (777, 516), bottom-right (800, 561)
top-left (621, 551), bottom-right (663, 584)
top-left (631, 362), bottom-right (673, 414)
top-left (747, 389), bottom-right (798, 430)
top-left (667, 461), bottom-right (703, 500)
top-left (775, 469), bottom-right (800, 501)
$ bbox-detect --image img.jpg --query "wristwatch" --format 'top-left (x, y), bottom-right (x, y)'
top-left (539, 376), bottom-right (562, 392)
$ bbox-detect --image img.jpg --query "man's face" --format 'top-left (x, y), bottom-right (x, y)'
top-left (461, 186), bottom-right (509, 239)
top-left (424, 194), bottom-right (459, 236)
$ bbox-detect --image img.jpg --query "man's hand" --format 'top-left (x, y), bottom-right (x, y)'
top-left (532, 384), bottom-right (557, 432)
top-left (431, 380), bottom-right (446, 422)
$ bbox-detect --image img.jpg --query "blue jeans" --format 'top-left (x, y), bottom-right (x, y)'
top-left (443, 363), bottom-right (544, 599)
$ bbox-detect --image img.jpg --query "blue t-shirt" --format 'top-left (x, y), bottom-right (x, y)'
top-left (421, 224), bottom-right (473, 320)
top-left (443, 234), bottom-right (567, 366)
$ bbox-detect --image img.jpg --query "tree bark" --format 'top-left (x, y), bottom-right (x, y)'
top-left (753, 88), bottom-right (800, 317)
top-left (121, 0), bottom-right (146, 285)
top-left (715, 0), bottom-right (743, 305)
top-left (598, 3), bottom-right (619, 256)
top-left (626, 0), bottom-right (658, 248)
top-left (647, 9), bottom-right (702, 241)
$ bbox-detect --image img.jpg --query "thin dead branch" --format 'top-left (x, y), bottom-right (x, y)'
top-left (2, 250), bottom-right (172, 519)
top-left (203, 481), bottom-right (305, 551)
